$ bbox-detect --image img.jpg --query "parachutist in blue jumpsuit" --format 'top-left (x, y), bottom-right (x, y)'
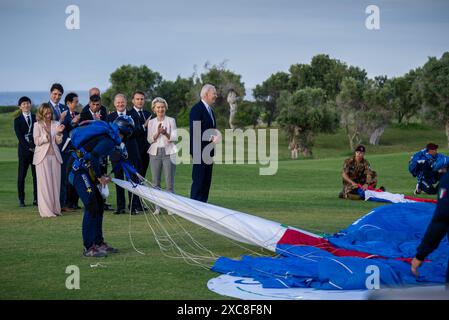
top-left (70, 116), bottom-right (135, 257)
top-left (412, 170), bottom-right (449, 286)
top-left (409, 143), bottom-right (449, 195)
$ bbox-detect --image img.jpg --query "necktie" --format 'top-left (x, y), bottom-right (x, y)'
top-left (139, 110), bottom-right (145, 122)
top-left (207, 107), bottom-right (214, 126)
top-left (26, 115), bottom-right (31, 127)
top-left (54, 104), bottom-right (61, 120)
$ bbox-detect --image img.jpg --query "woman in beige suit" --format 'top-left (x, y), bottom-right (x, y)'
top-left (33, 103), bottom-right (65, 217)
top-left (147, 97), bottom-right (177, 215)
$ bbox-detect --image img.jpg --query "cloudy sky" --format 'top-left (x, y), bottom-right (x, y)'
top-left (1, 0), bottom-right (448, 95)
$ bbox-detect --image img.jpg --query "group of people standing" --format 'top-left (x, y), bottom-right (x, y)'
top-left (14, 82), bottom-right (219, 233)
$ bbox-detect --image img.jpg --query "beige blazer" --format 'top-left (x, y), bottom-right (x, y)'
top-left (147, 116), bottom-right (178, 156)
top-left (33, 121), bottom-right (63, 165)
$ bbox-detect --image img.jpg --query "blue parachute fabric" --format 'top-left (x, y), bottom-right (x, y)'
top-left (70, 120), bottom-right (121, 149)
top-left (211, 203), bottom-right (448, 290)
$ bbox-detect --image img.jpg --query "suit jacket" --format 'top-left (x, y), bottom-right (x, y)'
top-left (128, 107), bottom-right (151, 152)
top-left (80, 105), bottom-right (108, 122)
top-left (48, 101), bottom-right (68, 122)
top-left (14, 113), bottom-right (36, 154)
top-left (107, 110), bottom-right (140, 165)
top-left (32, 121), bottom-right (63, 165)
top-left (60, 110), bottom-right (80, 152)
top-left (189, 100), bottom-right (217, 157)
top-left (147, 116), bottom-right (178, 156)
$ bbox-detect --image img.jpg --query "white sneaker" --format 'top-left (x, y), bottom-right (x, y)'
top-left (153, 209), bottom-right (160, 215)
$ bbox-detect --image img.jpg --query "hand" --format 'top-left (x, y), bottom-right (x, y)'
top-left (72, 114), bottom-right (80, 124)
top-left (60, 110), bottom-right (67, 123)
top-left (157, 123), bottom-right (165, 134)
top-left (56, 124), bottom-right (65, 134)
top-left (362, 184), bottom-right (368, 191)
top-left (351, 181), bottom-right (359, 188)
top-left (411, 257), bottom-right (423, 277)
top-left (98, 175), bottom-right (111, 186)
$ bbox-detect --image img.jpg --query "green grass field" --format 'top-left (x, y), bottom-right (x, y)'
top-left (0, 111), bottom-right (447, 299)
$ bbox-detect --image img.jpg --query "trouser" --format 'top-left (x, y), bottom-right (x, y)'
top-left (17, 149), bottom-right (37, 203)
top-left (71, 170), bottom-right (104, 250)
top-left (191, 162), bottom-right (213, 203)
top-left (60, 152), bottom-right (70, 207)
top-left (111, 161), bottom-right (126, 210)
top-left (139, 150), bottom-right (150, 179)
top-left (65, 155), bottom-right (79, 207)
top-left (150, 148), bottom-right (176, 209)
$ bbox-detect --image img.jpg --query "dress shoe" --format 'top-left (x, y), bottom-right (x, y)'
top-left (19, 202), bottom-right (26, 207)
top-left (33, 200), bottom-right (38, 206)
top-left (104, 203), bottom-right (114, 211)
top-left (61, 207), bottom-right (75, 212)
top-left (113, 209), bottom-right (126, 215)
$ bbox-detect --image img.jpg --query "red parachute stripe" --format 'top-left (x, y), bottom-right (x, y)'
top-left (278, 228), bottom-right (379, 259)
top-left (403, 196), bottom-right (437, 204)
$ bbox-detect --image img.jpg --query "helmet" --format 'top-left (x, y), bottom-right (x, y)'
top-left (113, 115), bottom-right (135, 141)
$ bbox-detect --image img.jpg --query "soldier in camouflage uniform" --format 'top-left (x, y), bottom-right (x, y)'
top-left (339, 145), bottom-right (378, 199)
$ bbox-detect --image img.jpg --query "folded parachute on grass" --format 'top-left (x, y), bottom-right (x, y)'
top-left (358, 188), bottom-right (437, 204)
top-left (113, 179), bottom-right (447, 291)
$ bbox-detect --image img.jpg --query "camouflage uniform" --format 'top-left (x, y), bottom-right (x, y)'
top-left (341, 156), bottom-right (377, 199)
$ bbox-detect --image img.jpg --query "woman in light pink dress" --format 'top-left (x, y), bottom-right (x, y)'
top-left (33, 103), bottom-right (65, 217)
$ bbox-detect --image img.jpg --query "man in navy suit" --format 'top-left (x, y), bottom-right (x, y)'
top-left (107, 94), bottom-right (142, 214)
top-left (14, 96), bottom-right (37, 207)
top-left (48, 83), bottom-right (70, 209)
top-left (48, 83), bottom-right (68, 122)
top-left (128, 91), bottom-right (151, 180)
top-left (61, 92), bottom-right (81, 210)
top-left (189, 84), bottom-right (219, 203)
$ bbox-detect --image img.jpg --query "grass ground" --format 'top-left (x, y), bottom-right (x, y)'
top-left (0, 111), bottom-right (447, 299)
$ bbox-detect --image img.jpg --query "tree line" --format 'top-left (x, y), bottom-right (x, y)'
top-left (101, 52), bottom-right (449, 155)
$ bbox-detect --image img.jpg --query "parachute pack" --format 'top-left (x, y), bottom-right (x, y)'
top-left (69, 120), bottom-right (122, 149)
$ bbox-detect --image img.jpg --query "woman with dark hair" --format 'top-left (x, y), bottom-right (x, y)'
top-left (33, 103), bottom-right (65, 217)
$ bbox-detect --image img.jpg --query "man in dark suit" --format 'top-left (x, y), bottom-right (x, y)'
top-left (81, 87), bottom-right (108, 122)
top-left (61, 92), bottom-right (81, 210)
top-left (128, 91), bottom-right (151, 179)
top-left (189, 84), bottom-right (219, 203)
top-left (48, 83), bottom-right (68, 122)
top-left (107, 94), bottom-right (142, 214)
top-left (80, 94), bottom-right (107, 122)
top-left (14, 96), bottom-right (37, 207)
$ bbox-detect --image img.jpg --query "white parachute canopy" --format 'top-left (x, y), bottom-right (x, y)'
top-left (112, 178), bottom-right (288, 252)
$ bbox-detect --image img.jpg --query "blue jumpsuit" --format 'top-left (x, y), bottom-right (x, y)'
top-left (70, 135), bottom-right (120, 250)
top-left (416, 171), bottom-right (449, 283)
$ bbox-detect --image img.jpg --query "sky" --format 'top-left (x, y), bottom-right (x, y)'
top-left (0, 0), bottom-right (448, 96)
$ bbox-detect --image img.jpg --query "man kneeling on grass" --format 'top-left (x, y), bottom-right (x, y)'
top-left (339, 144), bottom-right (381, 200)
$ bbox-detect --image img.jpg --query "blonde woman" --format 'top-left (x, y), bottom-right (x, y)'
top-left (33, 103), bottom-right (65, 217)
top-left (147, 97), bottom-right (177, 215)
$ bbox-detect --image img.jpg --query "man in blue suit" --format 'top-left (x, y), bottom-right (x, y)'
top-left (48, 83), bottom-right (68, 122)
top-left (189, 84), bottom-right (219, 203)
top-left (48, 83), bottom-right (70, 210)
top-left (14, 96), bottom-right (37, 207)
